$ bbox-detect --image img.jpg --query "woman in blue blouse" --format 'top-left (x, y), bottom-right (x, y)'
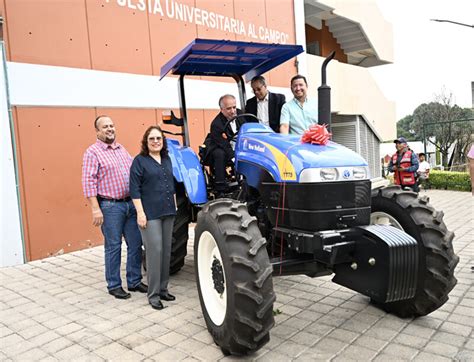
top-left (130, 126), bottom-right (177, 310)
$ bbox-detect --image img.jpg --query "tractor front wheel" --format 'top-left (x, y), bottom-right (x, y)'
top-left (194, 199), bottom-right (275, 356)
top-left (371, 186), bottom-right (459, 317)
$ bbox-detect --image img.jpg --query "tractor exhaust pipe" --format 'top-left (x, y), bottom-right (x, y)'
top-left (318, 51), bottom-right (336, 132)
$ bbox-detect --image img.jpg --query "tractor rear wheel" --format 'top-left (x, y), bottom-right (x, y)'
top-left (194, 199), bottom-right (275, 356)
top-left (170, 185), bottom-right (191, 274)
top-left (371, 186), bottom-right (459, 317)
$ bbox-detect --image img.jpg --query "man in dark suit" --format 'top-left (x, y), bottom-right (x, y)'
top-left (205, 94), bottom-right (244, 195)
top-left (245, 75), bottom-right (286, 133)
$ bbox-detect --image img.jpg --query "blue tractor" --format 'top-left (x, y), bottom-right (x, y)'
top-left (159, 39), bottom-right (458, 356)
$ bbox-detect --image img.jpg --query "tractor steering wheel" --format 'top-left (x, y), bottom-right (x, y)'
top-left (222, 113), bottom-right (260, 142)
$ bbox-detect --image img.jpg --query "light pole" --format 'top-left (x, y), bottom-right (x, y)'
top-left (430, 19), bottom-right (474, 28)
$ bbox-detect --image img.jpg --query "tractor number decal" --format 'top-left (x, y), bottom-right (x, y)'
top-left (244, 139), bottom-right (296, 181)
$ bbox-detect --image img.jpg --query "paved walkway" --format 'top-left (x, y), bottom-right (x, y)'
top-left (1, 190), bottom-right (473, 361)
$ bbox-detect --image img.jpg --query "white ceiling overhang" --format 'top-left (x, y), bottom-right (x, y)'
top-left (304, 0), bottom-right (389, 67)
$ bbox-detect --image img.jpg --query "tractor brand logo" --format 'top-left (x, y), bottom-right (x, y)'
top-left (248, 142), bottom-right (266, 153)
top-left (343, 169), bottom-right (351, 179)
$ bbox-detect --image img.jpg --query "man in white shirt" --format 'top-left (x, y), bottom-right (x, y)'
top-left (245, 76), bottom-right (286, 133)
top-left (417, 152), bottom-right (431, 189)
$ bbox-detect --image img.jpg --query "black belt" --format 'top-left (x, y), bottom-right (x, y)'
top-left (97, 195), bottom-right (131, 202)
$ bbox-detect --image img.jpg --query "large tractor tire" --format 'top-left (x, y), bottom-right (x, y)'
top-left (170, 184), bottom-right (191, 275)
top-left (194, 199), bottom-right (275, 356)
top-left (370, 185), bottom-right (459, 317)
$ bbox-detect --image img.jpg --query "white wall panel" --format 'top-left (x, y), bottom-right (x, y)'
top-left (0, 45), bottom-right (24, 267)
top-left (7, 62), bottom-right (294, 109)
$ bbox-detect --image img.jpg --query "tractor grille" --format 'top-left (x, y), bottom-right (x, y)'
top-left (259, 180), bottom-right (371, 231)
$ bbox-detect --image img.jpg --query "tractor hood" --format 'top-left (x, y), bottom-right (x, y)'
top-left (235, 123), bottom-right (369, 183)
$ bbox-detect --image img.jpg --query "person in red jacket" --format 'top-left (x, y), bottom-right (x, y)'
top-left (388, 137), bottom-right (420, 192)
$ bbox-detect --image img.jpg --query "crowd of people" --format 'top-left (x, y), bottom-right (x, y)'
top-left (81, 73), bottom-right (319, 308)
top-left (81, 74), bottom-right (439, 309)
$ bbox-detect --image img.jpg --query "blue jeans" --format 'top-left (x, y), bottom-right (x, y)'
top-left (100, 199), bottom-right (142, 290)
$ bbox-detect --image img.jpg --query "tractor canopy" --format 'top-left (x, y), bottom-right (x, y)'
top-left (160, 38), bottom-right (304, 81)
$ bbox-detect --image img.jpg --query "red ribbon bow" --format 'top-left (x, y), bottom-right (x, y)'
top-left (301, 124), bottom-right (332, 145)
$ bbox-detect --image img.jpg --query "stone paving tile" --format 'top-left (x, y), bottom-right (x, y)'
top-left (0, 324), bottom-right (13, 338)
top-left (190, 329), bottom-right (214, 346)
top-left (382, 343), bottom-right (419, 359)
top-left (0, 190), bottom-right (473, 361)
top-left (54, 344), bottom-right (90, 360)
top-left (132, 339), bottom-right (167, 357)
top-left (156, 331), bottom-right (188, 347)
top-left (353, 335), bottom-right (387, 351)
top-left (336, 344), bottom-right (379, 360)
top-left (94, 341), bottom-right (132, 359)
top-left (432, 331), bottom-right (467, 348)
top-left (423, 340), bottom-right (461, 359)
top-left (1, 334), bottom-right (35, 356)
top-left (288, 330), bottom-right (321, 347)
top-left (393, 333), bottom-right (429, 349)
top-left (415, 351), bottom-right (452, 361)
top-left (151, 347), bottom-right (189, 360)
top-left (189, 344), bottom-right (223, 360)
top-left (439, 321), bottom-right (472, 337)
top-left (79, 334), bottom-right (114, 352)
top-left (11, 347), bottom-right (50, 360)
top-left (173, 337), bottom-right (208, 355)
top-left (271, 340), bottom-right (309, 358)
top-left (41, 336), bottom-right (74, 354)
top-left (325, 327), bottom-right (360, 343)
top-left (67, 328), bottom-right (97, 344)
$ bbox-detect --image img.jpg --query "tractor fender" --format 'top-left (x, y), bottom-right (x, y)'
top-left (167, 139), bottom-right (208, 205)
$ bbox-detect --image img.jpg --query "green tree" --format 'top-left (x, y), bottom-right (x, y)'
top-left (403, 90), bottom-right (473, 167)
top-left (396, 115), bottom-right (419, 141)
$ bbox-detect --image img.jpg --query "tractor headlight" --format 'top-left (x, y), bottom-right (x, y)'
top-left (320, 168), bottom-right (338, 181)
top-left (353, 167), bottom-right (368, 179)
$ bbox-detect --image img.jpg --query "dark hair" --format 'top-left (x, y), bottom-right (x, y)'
top-left (140, 126), bottom-right (169, 157)
top-left (290, 74), bottom-right (307, 86)
top-left (94, 115), bottom-right (109, 130)
top-left (418, 152), bottom-right (426, 157)
top-left (251, 75), bottom-right (266, 87)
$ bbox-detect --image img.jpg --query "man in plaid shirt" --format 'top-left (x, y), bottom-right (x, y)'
top-left (82, 115), bottom-right (147, 299)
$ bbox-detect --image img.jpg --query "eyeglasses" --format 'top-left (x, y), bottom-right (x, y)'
top-left (148, 136), bottom-right (163, 141)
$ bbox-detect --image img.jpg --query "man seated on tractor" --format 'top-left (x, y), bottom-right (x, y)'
top-left (202, 94), bottom-right (244, 197)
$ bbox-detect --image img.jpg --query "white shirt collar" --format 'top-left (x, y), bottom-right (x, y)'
top-left (257, 94), bottom-right (269, 103)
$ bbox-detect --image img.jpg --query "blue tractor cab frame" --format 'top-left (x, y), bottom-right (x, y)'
top-left (158, 38), bottom-right (458, 356)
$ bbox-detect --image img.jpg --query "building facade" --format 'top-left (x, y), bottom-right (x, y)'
top-left (0, 0), bottom-right (395, 266)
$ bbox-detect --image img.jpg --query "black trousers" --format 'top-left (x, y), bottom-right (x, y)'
top-left (210, 148), bottom-right (227, 191)
top-left (403, 183), bottom-right (419, 193)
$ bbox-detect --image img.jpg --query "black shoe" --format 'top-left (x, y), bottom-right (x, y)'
top-left (129, 282), bottom-right (148, 293)
top-left (160, 293), bottom-right (176, 301)
top-left (151, 301), bottom-right (164, 310)
top-left (108, 287), bottom-right (131, 299)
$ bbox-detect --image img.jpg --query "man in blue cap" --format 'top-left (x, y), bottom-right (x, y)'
top-left (388, 137), bottom-right (419, 192)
